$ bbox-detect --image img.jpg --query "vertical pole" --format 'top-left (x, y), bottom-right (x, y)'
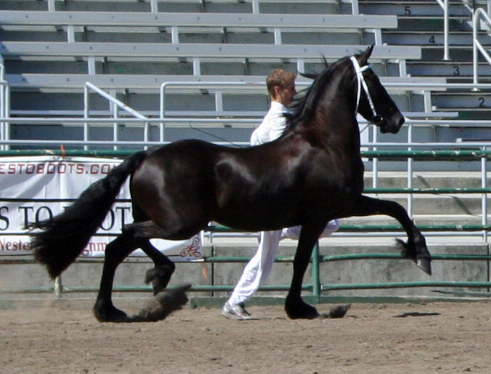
top-left (443, 0), bottom-right (450, 60)
top-left (252, 0), bottom-right (260, 14)
top-left (481, 150), bottom-right (488, 243)
top-left (54, 276), bottom-right (63, 299)
top-left (483, 148), bottom-right (490, 291)
top-left (111, 89), bottom-right (118, 151)
top-left (473, 8), bottom-right (480, 85)
top-left (83, 84), bottom-right (89, 150)
top-left (407, 123), bottom-right (414, 218)
top-left (372, 126), bottom-right (378, 189)
top-left (150, 0), bottom-right (158, 13)
top-left (311, 241), bottom-right (321, 300)
top-left (351, 0), bottom-right (359, 15)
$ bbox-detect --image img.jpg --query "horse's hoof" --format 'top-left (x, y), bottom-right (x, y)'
top-left (285, 298), bottom-right (319, 320)
top-left (93, 301), bottom-right (129, 323)
top-left (417, 257), bottom-right (432, 276)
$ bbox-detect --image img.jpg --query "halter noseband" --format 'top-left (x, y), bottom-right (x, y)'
top-left (350, 56), bottom-right (383, 125)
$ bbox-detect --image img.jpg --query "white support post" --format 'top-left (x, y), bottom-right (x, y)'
top-left (297, 59), bottom-right (305, 74)
top-left (67, 25), bottom-right (75, 43)
top-left (274, 28), bottom-right (282, 45)
top-left (373, 29), bottom-right (382, 46)
top-left (443, 0), bottom-right (450, 60)
top-left (83, 84), bottom-right (90, 150)
top-left (351, 0), bottom-right (359, 15)
top-left (252, 0), bottom-right (260, 14)
top-left (398, 60), bottom-right (407, 77)
top-left (110, 89), bottom-right (118, 150)
top-left (215, 91), bottom-right (223, 113)
top-left (171, 27), bottom-right (179, 44)
top-left (150, 0), bottom-right (158, 13)
top-left (88, 57), bottom-right (96, 75)
top-left (48, 0), bottom-right (56, 11)
top-left (193, 58), bottom-right (201, 76)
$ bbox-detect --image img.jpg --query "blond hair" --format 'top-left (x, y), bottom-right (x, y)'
top-left (266, 69), bottom-right (296, 99)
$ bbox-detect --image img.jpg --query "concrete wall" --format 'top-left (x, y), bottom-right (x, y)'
top-left (1, 239), bottom-right (489, 305)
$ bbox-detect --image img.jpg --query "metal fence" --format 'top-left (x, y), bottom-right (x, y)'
top-left (2, 148), bottom-right (491, 301)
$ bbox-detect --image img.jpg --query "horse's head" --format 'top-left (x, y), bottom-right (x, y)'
top-left (351, 46), bottom-right (405, 134)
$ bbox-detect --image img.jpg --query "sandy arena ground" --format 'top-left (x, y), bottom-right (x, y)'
top-left (1, 300), bottom-right (491, 374)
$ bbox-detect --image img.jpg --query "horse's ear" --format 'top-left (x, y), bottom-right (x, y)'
top-left (359, 45), bottom-right (374, 65)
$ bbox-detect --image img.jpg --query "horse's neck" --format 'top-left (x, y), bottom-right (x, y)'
top-left (312, 93), bottom-right (361, 150)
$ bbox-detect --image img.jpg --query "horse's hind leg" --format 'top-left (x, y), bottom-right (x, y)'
top-left (140, 240), bottom-right (176, 295)
top-left (349, 195), bottom-right (432, 275)
top-left (94, 234), bottom-right (139, 322)
top-left (130, 205), bottom-right (176, 295)
top-left (123, 219), bottom-right (202, 293)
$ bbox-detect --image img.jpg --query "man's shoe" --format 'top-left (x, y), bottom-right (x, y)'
top-left (221, 302), bottom-right (255, 320)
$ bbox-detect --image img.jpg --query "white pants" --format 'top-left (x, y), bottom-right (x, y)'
top-left (227, 220), bottom-right (340, 306)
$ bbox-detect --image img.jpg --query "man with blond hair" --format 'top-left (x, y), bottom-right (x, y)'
top-left (221, 69), bottom-right (339, 320)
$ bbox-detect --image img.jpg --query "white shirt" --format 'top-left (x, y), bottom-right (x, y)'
top-left (250, 101), bottom-right (288, 146)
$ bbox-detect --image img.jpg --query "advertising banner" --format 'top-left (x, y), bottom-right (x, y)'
top-left (0, 156), bottom-right (203, 261)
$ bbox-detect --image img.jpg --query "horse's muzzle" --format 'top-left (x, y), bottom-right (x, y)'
top-left (377, 114), bottom-right (405, 134)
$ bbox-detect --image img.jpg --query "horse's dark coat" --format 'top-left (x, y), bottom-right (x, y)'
top-left (31, 46), bottom-right (431, 322)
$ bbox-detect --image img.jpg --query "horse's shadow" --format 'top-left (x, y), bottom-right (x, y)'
top-left (394, 312), bottom-right (441, 318)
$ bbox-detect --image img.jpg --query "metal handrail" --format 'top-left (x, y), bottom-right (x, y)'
top-left (84, 82), bottom-right (149, 150)
top-left (435, 0), bottom-right (450, 60)
top-left (473, 7), bottom-right (491, 84)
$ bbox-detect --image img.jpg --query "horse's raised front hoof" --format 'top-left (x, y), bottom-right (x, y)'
top-left (396, 238), bottom-right (432, 276)
top-left (285, 297), bottom-right (319, 320)
top-left (417, 256), bottom-right (432, 276)
top-left (93, 300), bottom-right (129, 323)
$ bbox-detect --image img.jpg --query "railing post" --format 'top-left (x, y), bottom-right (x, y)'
top-left (54, 276), bottom-right (63, 299)
top-left (481, 147), bottom-right (488, 243)
top-left (443, 0), bottom-right (450, 60)
top-left (472, 8), bottom-right (491, 86)
top-left (473, 7), bottom-right (480, 85)
top-left (311, 242), bottom-right (321, 300)
top-left (407, 122), bottom-right (414, 218)
top-left (435, 0), bottom-right (450, 60)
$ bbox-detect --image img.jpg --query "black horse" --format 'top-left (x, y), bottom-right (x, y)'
top-left (31, 46), bottom-right (431, 322)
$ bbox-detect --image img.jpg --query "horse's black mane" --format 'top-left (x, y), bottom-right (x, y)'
top-left (283, 55), bottom-right (351, 133)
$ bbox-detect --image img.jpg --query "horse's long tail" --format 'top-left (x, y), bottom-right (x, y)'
top-left (31, 151), bottom-right (148, 279)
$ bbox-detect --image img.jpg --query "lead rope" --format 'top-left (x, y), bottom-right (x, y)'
top-left (350, 56), bottom-right (378, 121)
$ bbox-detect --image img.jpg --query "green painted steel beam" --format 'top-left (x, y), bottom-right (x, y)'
top-left (321, 281), bottom-right (491, 291)
top-left (320, 253), bottom-right (491, 262)
top-left (1, 284), bottom-right (312, 294)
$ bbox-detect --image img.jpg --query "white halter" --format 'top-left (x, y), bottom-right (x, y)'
top-left (350, 56), bottom-right (380, 124)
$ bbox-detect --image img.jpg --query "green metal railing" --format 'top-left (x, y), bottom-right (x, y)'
top-left (2, 148), bottom-right (491, 300)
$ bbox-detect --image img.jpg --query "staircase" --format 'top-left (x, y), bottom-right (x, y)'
top-left (360, 0), bottom-right (491, 122)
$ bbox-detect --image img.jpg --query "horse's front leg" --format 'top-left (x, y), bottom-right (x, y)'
top-left (349, 195), bottom-right (432, 275)
top-left (285, 223), bottom-right (327, 319)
